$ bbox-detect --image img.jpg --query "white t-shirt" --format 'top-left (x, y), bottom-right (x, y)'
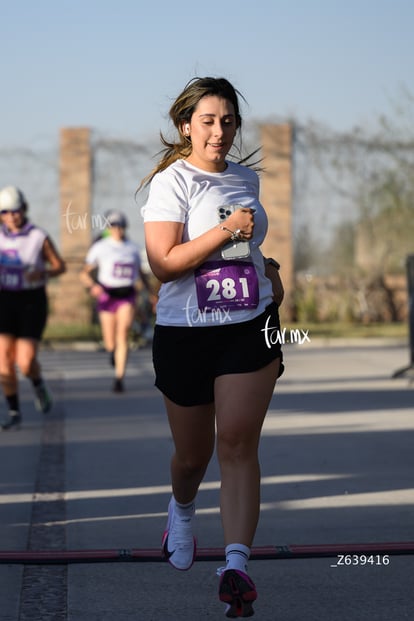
top-left (86, 236), bottom-right (141, 288)
top-left (0, 222), bottom-right (47, 290)
top-left (141, 159), bottom-right (274, 326)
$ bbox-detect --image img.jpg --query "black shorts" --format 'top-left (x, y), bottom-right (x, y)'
top-left (0, 287), bottom-right (48, 340)
top-left (152, 302), bottom-right (284, 406)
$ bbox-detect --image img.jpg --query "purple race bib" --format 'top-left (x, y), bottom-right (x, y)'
top-left (112, 262), bottom-right (134, 280)
top-left (0, 265), bottom-right (24, 290)
top-left (194, 260), bottom-right (259, 311)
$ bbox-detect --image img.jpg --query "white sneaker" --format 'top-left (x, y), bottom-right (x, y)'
top-left (161, 497), bottom-right (196, 570)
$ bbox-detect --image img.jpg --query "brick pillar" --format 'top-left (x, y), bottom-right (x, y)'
top-left (260, 124), bottom-right (294, 320)
top-left (49, 128), bottom-right (93, 326)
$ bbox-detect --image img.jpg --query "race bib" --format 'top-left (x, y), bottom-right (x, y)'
top-left (195, 260), bottom-right (259, 311)
top-left (0, 265), bottom-right (24, 290)
top-left (112, 262), bottom-right (134, 280)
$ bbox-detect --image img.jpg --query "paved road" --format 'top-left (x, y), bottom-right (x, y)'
top-left (0, 340), bottom-right (413, 620)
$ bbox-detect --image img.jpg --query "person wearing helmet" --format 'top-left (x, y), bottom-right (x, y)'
top-left (80, 210), bottom-right (155, 393)
top-left (0, 186), bottom-right (66, 430)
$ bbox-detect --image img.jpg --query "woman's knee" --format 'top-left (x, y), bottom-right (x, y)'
top-left (15, 352), bottom-right (37, 377)
top-left (16, 359), bottom-right (34, 377)
top-left (0, 344), bottom-right (15, 373)
top-left (174, 449), bottom-right (213, 477)
top-left (216, 430), bottom-right (259, 464)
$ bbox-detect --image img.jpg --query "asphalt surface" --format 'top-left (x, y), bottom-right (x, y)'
top-left (0, 338), bottom-right (413, 620)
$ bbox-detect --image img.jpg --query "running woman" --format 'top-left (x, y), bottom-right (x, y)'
top-left (0, 186), bottom-right (66, 430)
top-left (139, 77), bottom-right (284, 617)
top-left (80, 210), bottom-right (155, 393)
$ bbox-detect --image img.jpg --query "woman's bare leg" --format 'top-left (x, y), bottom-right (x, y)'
top-left (215, 359), bottom-right (280, 546)
top-left (163, 396), bottom-right (216, 503)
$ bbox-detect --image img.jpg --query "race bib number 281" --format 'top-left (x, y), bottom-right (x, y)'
top-left (194, 260), bottom-right (259, 311)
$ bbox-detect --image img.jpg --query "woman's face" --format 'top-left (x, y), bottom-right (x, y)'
top-left (109, 224), bottom-right (125, 240)
top-left (0, 209), bottom-right (24, 232)
top-left (185, 95), bottom-right (238, 172)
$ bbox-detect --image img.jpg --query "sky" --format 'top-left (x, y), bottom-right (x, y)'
top-left (2, 0), bottom-right (414, 147)
top-left (1, 0), bottom-right (414, 249)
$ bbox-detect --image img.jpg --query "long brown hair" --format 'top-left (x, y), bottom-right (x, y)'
top-left (138, 77), bottom-right (254, 190)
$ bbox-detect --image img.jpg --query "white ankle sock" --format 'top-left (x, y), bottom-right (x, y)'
top-left (225, 543), bottom-right (251, 573)
top-left (174, 497), bottom-right (195, 519)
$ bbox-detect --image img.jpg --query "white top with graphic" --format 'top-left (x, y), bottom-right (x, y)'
top-left (0, 223), bottom-right (47, 291)
top-left (141, 159), bottom-right (273, 327)
top-left (86, 237), bottom-right (141, 288)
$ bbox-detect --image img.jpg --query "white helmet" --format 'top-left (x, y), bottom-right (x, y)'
top-left (105, 209), bottom-right (128, 228)
top-left (0, 186), bottom-right (26, 212)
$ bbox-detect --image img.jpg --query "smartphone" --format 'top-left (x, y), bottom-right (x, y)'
top-left (217, 204), bottom-right (251, 260)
